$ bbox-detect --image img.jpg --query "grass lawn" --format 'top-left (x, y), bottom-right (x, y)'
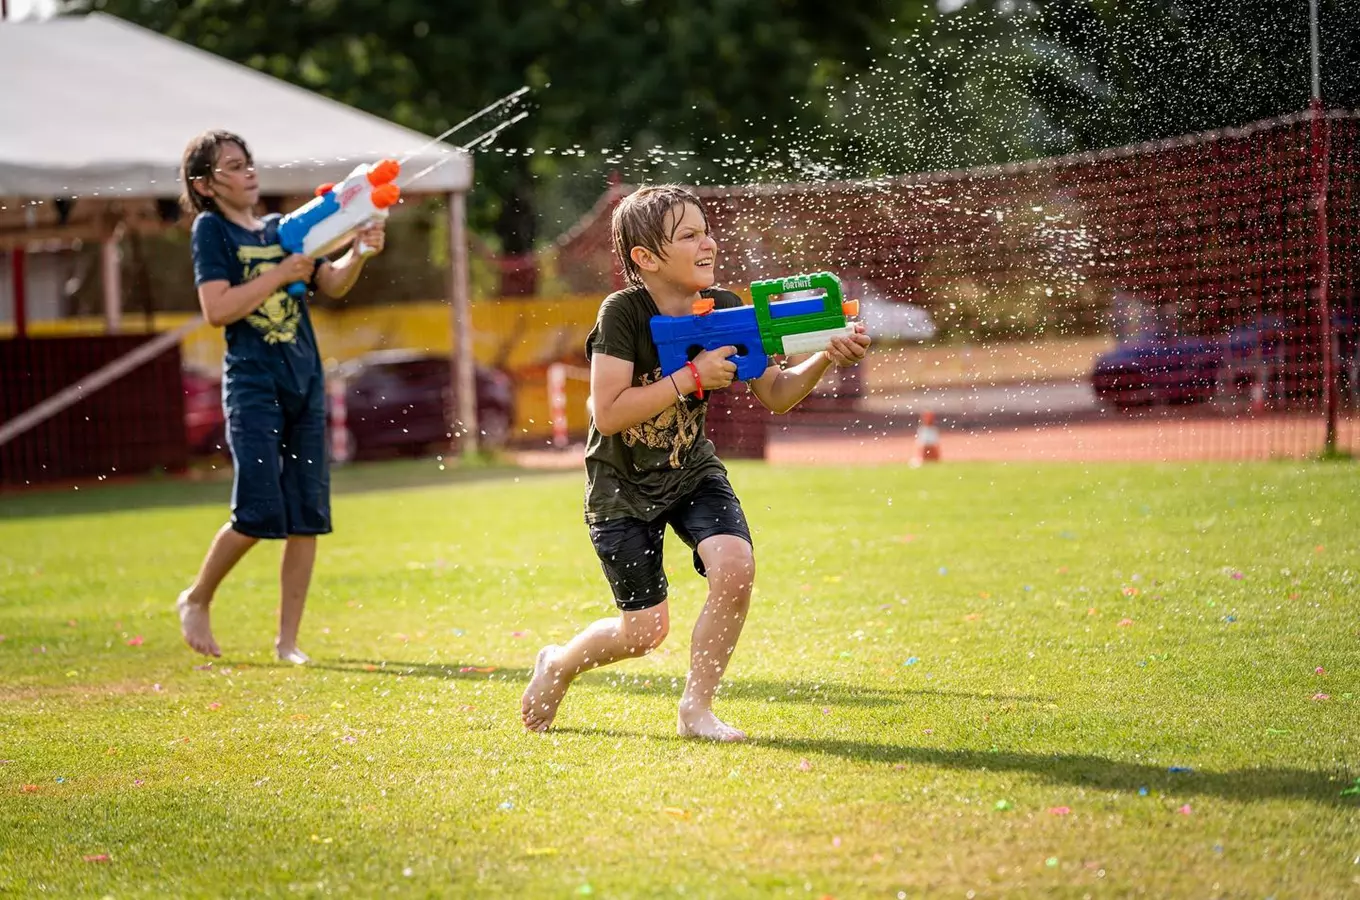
top-left (1, 459), bottom-right (1357, 898)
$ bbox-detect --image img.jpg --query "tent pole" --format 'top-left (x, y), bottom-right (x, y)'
top-left (3, 4), bottom-right (27, 340)
top-left (102, 224), bottom-right (124, 334)
top-left (448, 190), bottom-right (478, 457)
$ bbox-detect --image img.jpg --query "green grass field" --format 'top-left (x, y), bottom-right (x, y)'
top-left (1, 459), bottom-right (1357, 898)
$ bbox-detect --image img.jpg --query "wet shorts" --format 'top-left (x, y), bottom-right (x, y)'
top-left (225, 376), bottom-right (332, 540)
top-left (587, 474), bottom-right (752, 611)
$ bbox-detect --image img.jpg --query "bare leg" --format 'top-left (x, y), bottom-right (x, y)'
top-left (678, 535), bottom-right (755, 742)
top-left (177, 523), bottom-right (259, 658)
top-left (521, 602), bottom-right (669, 732)
top-left (276, 535), bottom-right (316, 664)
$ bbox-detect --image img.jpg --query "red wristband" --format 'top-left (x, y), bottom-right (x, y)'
top-left (684, 361), bottom-right (704, 400)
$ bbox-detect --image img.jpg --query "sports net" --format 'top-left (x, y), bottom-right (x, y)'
top-left (551, 108), bottom-right (1360, 462)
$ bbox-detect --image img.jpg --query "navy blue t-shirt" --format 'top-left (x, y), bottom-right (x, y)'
top-left (190, 210), bottom-right (322, 398)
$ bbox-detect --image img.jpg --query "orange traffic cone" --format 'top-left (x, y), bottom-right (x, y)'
top-left (912, 410), bottom-right (941, 467)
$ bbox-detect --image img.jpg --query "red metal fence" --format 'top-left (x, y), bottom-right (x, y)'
top-left (0, 335), bottom-right (187, 487)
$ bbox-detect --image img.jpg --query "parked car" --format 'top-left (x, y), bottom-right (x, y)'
top-left (843, 279), bottom-right (938, 343)
top-left (333, 350), bottom-right (516, 459)
top-left (1091, 313), bottom-right (1359, 410)
top-left (182, 364), bottom-right (225, 456)
top-left (182, 351), bottom-right (516, 461)
top-left (1092, 326), bottom-right (1236, 409)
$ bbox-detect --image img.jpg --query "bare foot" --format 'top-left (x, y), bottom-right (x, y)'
top-left (521, 644), bottom-right (568, 733)
top-left (176, 590), bottom-right (221, 658)
top-left (275, 644), bottom-right (311, 665)
top-left (677, 706), bottom-right (746, 742)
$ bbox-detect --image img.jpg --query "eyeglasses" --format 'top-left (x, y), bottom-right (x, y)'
top-left (214, 159), bottom-right (257, 175)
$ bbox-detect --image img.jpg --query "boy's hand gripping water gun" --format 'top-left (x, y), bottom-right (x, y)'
top-left (649, 271), bottom-right (861, 382)
top-left (276, 159), bottom-right (401, 297)
top-left (271, 86), bottom-right (534, 299)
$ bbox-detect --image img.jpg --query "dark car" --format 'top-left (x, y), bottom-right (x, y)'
top-left (334, 350), bottom-right (516, 460)
top-left (1092, 313), bottom-right (1358, 410)
top-left (1090, 330), bottom-right (1223, 408)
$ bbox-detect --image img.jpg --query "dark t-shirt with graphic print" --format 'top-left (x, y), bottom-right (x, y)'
top-left (190, 210), bottom-right (322, 398)
top-left (582, 284), bottom-right (745, 524)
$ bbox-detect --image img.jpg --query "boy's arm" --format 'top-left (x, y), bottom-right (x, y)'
top-left (591, 353), bottom-right (699, 436)
top-left (197, 262), bottom-right (308, 327)
top-left (747, 326), bottom-right (871, 414)
top-left (315, 222), bottom-right (386, 299)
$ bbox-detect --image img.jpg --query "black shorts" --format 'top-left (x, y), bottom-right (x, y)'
top-left (588, 474), bottom-right (753, 612)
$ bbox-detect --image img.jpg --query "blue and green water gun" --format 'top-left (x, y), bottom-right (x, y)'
top-left (649, 271), bottom-right (860, 382)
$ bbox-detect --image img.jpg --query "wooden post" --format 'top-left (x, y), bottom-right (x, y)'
top-left (102, 227), bottom-right (124, 334)
top-left (449, 191), bottom-right (478, 456)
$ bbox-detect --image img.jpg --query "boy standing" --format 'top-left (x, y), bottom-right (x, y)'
top-left (521, 185), bottom-right (870, 740)
top-left (175, 130), bottom-right (385, 664)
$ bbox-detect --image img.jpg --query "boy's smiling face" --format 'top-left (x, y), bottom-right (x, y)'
top-left (197, 141), bottom-right (259, 211)
top-left (639, 201), bottom-right (717, 293)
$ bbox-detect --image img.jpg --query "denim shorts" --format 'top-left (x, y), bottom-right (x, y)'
top-left (225, 376), bottom-right (331, 540)
top-left (588, 474), bottom-right (753, 611)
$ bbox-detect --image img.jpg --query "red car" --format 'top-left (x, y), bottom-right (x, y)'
top-left (182, 364), bottom-right (226, 456)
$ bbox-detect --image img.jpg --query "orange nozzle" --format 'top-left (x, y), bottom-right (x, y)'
top-left (841, 299), bottom-right (860, 318)
top-left (315, 182), bottom-right (335, 197)
top-left (691, 297), bottom-right (715, 315)
top-left (371, 183), bottom-right (401, 209)
top-left (367, 158), bottom-right (401, 186)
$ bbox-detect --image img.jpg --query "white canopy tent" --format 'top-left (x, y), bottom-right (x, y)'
top-left (0, 12), bottom-right (471, 198)
top-left (0, 11), bottom-right (482, 450)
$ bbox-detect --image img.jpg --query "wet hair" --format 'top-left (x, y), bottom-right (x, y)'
top-left (610, 184), bottom-right (709, 287)
top-left (179, 130), bottom-right (253, 215)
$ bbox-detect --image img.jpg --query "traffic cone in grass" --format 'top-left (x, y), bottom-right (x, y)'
top-left (912, 410), bottom-right (941, 467)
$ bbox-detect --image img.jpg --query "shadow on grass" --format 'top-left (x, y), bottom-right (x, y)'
top-left (761, 735), bottom-right (1351, 806)
top-left (550, 727), bottom-right (1351, 807)
top-left (239, 657), bottom-right (1356, 805)
top-left (0, 458), bottom-right (572, 520)
top-left (301, 658), bottom-right (535, 682)
top-left (313, 657), bottom-right (1052, 708)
